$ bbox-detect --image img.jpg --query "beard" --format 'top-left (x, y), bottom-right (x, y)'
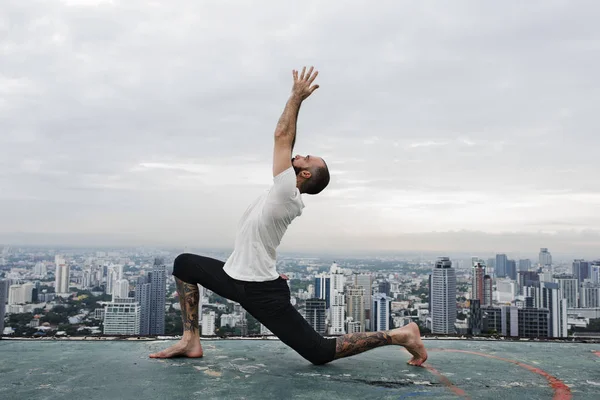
top-left (292, 158), bottom-right (302, 176)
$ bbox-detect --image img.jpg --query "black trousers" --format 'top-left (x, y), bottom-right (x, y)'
top-left (172, 253), bottom-right (337, 365)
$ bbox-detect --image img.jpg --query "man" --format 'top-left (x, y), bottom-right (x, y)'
top-left (150, 66), bottom-right (427, 367)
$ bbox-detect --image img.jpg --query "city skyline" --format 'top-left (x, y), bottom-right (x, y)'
top-left (2, 1), bottom-right (600, 256)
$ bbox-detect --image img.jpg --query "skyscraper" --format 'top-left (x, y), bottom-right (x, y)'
top-left (534, 282), bottom-right (567, 338)
top-left (495, 254), bottom-right (507, 278)
top-left (431, 257), bottom-right (457, 334)
top-left (329, 293), bottom-right (346, 334)
top-left (539, 248), bottom-right (552, 269)
top-left (201, 311), bottom-right (215, 336)
top-left (554, 276), bottom-right (579, 308)
top-left (135, 258), bottom-right (166, 335)
top-left (148, 258), bottom-right (166, 335)
top-left (483, 275), bottom-right (493, 306)
top-left (305, 299), bottom-right (327, 334)
top-left (314, 275), bottom-right (331, 308)
top-left (0, 279), bottom-right (8, 335)
top-left (518, 259), bottom-right (532, 272)
top-left (353, 273), bottom-right (372, 330)
top-left (372, 292), bottom-right (391, 331)
top-left (579, 282), bottom-right (600, 308)
top-left (346, 286), bottom-right (365, 332)
top-left (506, 259), bottom-right (517, 281)
top-left (54, 256), bottom-right (70, 295)
top-left (472, 262), bottom-right (485, 303)
top-left (572, 260), bottom-right (590, 284)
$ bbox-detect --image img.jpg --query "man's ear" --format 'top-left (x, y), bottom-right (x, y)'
top-left (301, 170), bottom-right (311, 179)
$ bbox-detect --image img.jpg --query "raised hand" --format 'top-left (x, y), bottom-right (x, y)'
top-left (292, 66), bottom-right (319, 100)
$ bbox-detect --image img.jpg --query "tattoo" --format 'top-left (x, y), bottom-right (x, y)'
top-left (175, 277), bottom-right (199, 334)
top-left (334, 331), bottom-right (393, 359)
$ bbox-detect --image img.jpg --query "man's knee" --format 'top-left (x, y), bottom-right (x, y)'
top-left (172, 253), bottom-right (194, 281)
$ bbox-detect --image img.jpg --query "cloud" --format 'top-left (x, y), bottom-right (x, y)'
top-left (0, 0), bottom-right (599, 255)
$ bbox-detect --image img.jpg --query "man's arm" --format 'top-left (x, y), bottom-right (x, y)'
top-left (273, 66), bottom-right (319, 177)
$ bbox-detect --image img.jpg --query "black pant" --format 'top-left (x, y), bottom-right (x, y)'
top-left (172, 253), bottom-right (337, 365)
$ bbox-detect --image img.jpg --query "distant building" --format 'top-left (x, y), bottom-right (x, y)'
top-left (103, 298), bottom-right (140, 335)
top-left (0, 279), bottom-right (8, 334)
top-left (54, 256), bottom-right (70, 295)
top-left (472, 262), bottom-right (485, 303)
top-left (572, 260), bottom-right (590, 284)
top-left (113, 279), bottom-right (130, 300)
top-left (539, 248), bottom-right (552, 269)
top-left (329, 293), bottom-right (346, 334)
top-left (579, 282), bottom-right (600, 308)
top-left (372, 292), bottom-right (392, 331)
top-left (353, 273), bottom-right (372, 330)
top-left (554, 276), bottom-right (579, 308)
top-left (430, 257), bottom-right (456, 334)
top-left (531, 282), bottom-right (568, 338)
top-left (346, 286), bottom-right (365, 332)
top-left (346, 320), bottom-right (362, 333)
top-left (134, 258), bottom-right (166, 335)
top-left (506, 260), bottom-right (517, 281)
top-left (518, 259), bottom-right (532, 272)
top-left (305, 299), bottom-right (327, 334)
top-left (495, 254), bottom-right (507, 278)
top-left (201, 311), bottom-right (215, 336)
top-left (469, 299), bottom-right (482, 335)
top-left (483, 306), bottom-right (549, 338)
top-left (483, 275), bottom-right (493, 306)
top-left (314, 275), bottom-right (330, 308)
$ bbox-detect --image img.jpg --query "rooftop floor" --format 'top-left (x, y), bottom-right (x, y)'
top-left (1, 338), bottom-right (599, 399)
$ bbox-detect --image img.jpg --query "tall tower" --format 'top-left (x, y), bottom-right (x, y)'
top-left (572, 259), bottom-right (590, 284)
top-left (148, 258), bottom-right (166, 335)
top-left (472, 262), bottom-right (485, 302)
top-left (314, 274), bottom-right (331, 308)
top-left (346, 286), bottom-right (365, 332)
top-left (305, 299), bottom-right (327, 334)
top-left (539, 248), bottom-right (552, 269)
top-left (372, 292), bottom-right (391, 331)
top-left (135, 279), bottom-right (152, 335)
top-left (54, 256), bottom-right (70, 295)
top-left (483, 275), bottom-right (493, 306)
top-left (495, 254), bottom-right (507, 278)
top-left (431, 257), bottom-right (457, 334)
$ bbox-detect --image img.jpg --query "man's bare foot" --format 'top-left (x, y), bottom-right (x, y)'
top-left (149, 338), bottom-right (204, 359)
top-left (390, 322), bottom-right (428, 366)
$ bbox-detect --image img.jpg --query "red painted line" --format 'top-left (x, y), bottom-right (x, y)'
top-left (423, 363), bottom-right (470, 399)
top-left (434, 349), bottom-right (572, 400)
top-left (593, 350), bottom-right (600, 358)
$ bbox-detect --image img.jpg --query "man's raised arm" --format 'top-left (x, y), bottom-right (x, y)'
top-left (272, 66), bottom-right (319, 177)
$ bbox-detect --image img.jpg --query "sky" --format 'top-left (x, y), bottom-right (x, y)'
top-left (1, 0), bottom-right (599, 258)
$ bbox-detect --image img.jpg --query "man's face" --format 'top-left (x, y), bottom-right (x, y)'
top-left (292, 154), bottom-right (324, 175)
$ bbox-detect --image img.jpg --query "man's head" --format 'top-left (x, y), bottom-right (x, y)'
top-left (292, 154), bottom-right (330, 195)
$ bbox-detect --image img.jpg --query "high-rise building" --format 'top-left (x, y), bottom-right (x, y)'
top-left (472, 262), bottom-right (485, 303)
top-left (134, 279), bottom-right (152, 335)
top-left (329, 293), bottom-right (346, 334)
top-left (495, 254), bottom-right (507, 278)
top-left (346, 286), bottom-right (365, 332)
top-left (0, 279), bottom-right (8, 335)
top-left (314, 275), bottom-right (331, 308)
top-left (482, 306), bottom-right (550, 338)
top-left (148, 259), bottom-right (166, 335)
top-left (134, 258), bottom-right (166, 335)
top-left (483, 275), bottom-right (493, 306)
top-left (469, 299), bottom-right (482, 335)
top-left (518, 259), bottom-right (532, 272)
top-left (353, 273), bottom-right (372, 330)
top-left (590, 262), bottom-right (600, 284)
top-left (201, 311), bottom-right (215, 336)
top-left (533, 282), bottom-right (567, 338)
top-left (579, 282), bottom-right (600, 308)
top-left (305, 299), bottom-right (327, 334)
top-left (572, 260), bottom-right (590, 284)
top-left (378, 281), bottom-right (391, 296)
top-left (34, 262), bottom-right (47, 278)
top-left (518, 271), bottom-right (539, 294)
top-left (554, 276), bottom-right (579, 308)
top-left (506, 260), bottom-right (517, 281)
top-left (431, 257), bottom-right (457, 334)
top-left (8, 285), bottom-right (24, 305)
top-left (372, 292), bottom-right (391, 331)
top-left (54, 256), bottom-right (70, 295)
top-left (113, 279), bottom-right (130, 300)
top-left (539, 248), bottom-right (552, 269)
top-left (103, 298), bottom-right (140, 335)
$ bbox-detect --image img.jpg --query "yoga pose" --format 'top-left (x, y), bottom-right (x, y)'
top-left (149, 66), bottom-right (427, 366)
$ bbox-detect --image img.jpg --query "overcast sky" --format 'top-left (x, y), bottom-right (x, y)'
top-left (1, 0), bottom-right (599, 258)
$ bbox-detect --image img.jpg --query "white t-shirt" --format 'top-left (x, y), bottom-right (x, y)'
top-left (223, 167), bottom-right (304, 281)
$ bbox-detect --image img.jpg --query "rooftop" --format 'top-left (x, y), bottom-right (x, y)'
top-left (1, 338), bottom-right (599, 399)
